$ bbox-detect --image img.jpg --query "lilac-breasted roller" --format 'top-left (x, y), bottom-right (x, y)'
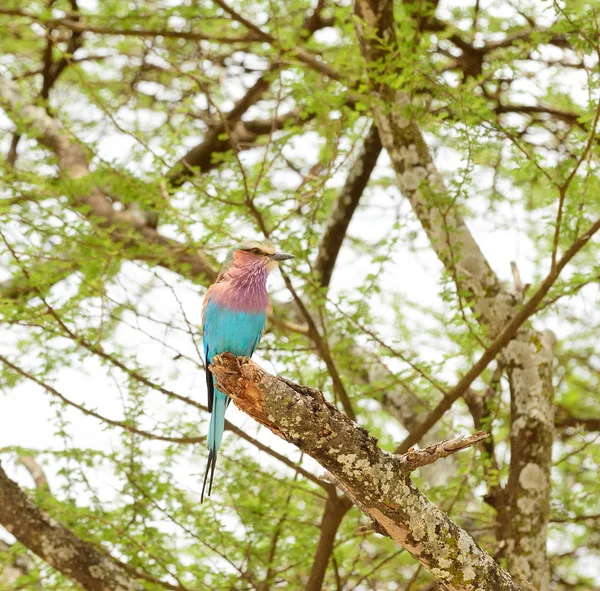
top-left (201, 240), bottom-right (295, 501)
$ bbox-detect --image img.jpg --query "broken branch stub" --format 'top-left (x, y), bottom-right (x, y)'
top-left (398, 431), bottom-right (489, 472)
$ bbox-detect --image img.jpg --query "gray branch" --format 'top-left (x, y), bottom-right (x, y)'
top-left (211, 353), bottom-right (520, 591)
top-left (353, 1), bottom-right (555, 585)
top-left (0, 73), bottom-right (218, 299)
top-left (0, 463), bottom-right (144, 591)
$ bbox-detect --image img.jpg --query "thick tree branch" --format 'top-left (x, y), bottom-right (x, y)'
top-left (167, 68), bottom-right (276, 186)
top-left (314, 122), bottom-right (382, 288)
top-left (0, 463), bottom-right (145, 591)
top-left (0, 73), bottom-right (218, 287)
top-left (167, 0), bottom-right (330, 188)
top-left (165, 109), bottom-right (311, 187)
top-left (40, 6), bottom-right (84, 102)
top-left (210, 353), bottom-right (520, 591)
top-left (351, 2), bottom-right (588, 586)
top-left (305, 492), bottom-right (352, 591)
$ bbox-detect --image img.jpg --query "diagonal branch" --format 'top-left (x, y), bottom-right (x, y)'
top-left (354, 0), bottom-right (513, 338)
top-left (0, 463), bottom-right (145, 591)
top-left (0, 72), bottom-right (218, 286)
top-left (0, 352), bottom-right (206, 445)
top-left (314, 122), bottom-right (382, 289)
top-left (395, 213), bottom-right (600, 453)
top-left (166, 107), bottom-right (315, 187)
top-left (167, 0), bottom-right (331, 188)
top-left (210, 353), bottom-right (520, 591)
top-left (167, 67), bottom-right (276, 187)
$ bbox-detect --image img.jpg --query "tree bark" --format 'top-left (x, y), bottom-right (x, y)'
top-left (305, 493), bottom-right (352, 591)
top-left (352, 1), bottom-right (554, 586)
top-left (0, 463), bottom-right (144, 591)
top-left (503, 330), bottom-right (554, 587)
top-left (211, 354), bottom-right (521, 591)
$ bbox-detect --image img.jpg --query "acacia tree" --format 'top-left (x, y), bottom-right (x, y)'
top-left (1, 0), bottom-right (599, 589)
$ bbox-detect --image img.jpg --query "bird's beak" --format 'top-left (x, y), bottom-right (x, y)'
top-left (272, 252), bottom-right (295, 262)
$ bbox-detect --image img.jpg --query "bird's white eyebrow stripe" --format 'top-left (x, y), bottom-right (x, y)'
top-left (237, 240), bottom-right (276, 255)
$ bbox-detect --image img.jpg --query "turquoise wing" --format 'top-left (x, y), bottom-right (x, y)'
top-left (202, 299), bottom-right (266, 410)
top-left (201, 299), bottom-right (267, 501)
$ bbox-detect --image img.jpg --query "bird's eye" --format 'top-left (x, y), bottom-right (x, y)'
top-left (251, 248), bottom-right (262, 255)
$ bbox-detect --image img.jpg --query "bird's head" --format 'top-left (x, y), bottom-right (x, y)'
top-left (220, 240), bottom-right (295, 276)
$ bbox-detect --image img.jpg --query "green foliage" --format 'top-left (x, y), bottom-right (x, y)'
top-left (1, 0), bottom-right (600, 589)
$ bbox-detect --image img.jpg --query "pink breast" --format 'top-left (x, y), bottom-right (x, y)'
top-left (210, 281), bottom-right (269, 313)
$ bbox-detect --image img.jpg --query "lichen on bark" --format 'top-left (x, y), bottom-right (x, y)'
top-left (0, 463), bottom-right (144, 591)
top-left (352, 0), bottom-right (555, 586)
top-left (212, 354), bottom-right (521, 591)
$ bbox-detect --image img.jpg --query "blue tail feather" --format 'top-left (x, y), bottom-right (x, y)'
top-left (201, 390), bottom-right (229, 503)
top-left (202, 301), bottom-right (267, 500)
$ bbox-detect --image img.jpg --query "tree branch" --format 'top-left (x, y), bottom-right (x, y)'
top-left (0, 8), bottom-right (261, 43)
top-left (166, 0), bottom-right (332, 188)
top-left (167, 67), bottom-right (276, 186)
top-left (17, 456), bottom-right (51, 493)
top-left (314, 122), bottom-right (382, 289)
top-left (394, 207), bottom-right (600, 453)
top-left (0, 72), bottom-right (218, 288)
top-left (0, 463), bottom-right (145, 591)
top-left (555, 413), bottom-right (600, 432)
top-left (210, 353), bottom-right (520, 591)
top-left (351, 1), bottom-right (594, 585)
top-left (210, 0), bottom-right (342, 81)
top-left (305, 492), bottom-right (352, 591)
top-left (398, 431), bottom-right (489, 471)
top-left (0, 352), bottom-right (207, 445)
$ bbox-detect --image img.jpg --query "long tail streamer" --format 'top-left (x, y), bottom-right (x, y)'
top-left (201, 393), bottom-right (228, 502)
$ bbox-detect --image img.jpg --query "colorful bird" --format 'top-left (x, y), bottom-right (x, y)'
top-left (201, 240), bottom-right (295, 501)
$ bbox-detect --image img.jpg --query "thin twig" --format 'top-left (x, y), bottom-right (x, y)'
top-left (396, 213), bottom-right (600, 453)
